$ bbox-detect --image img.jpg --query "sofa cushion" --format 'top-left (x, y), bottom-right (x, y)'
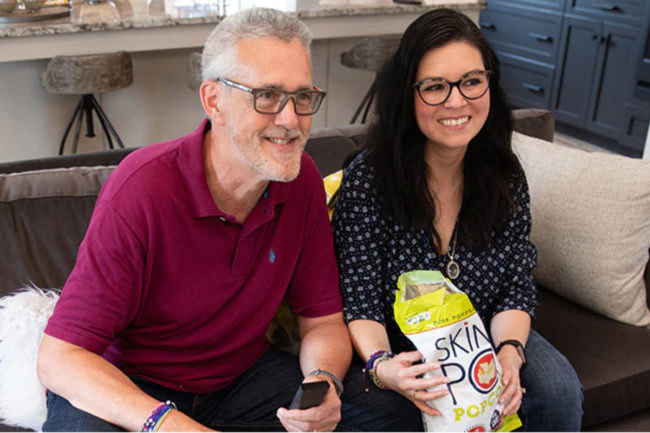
top-left (512, 131), bottom-right (650, 327)
top-left (0, 166), bottom-right (114, 296)
top-left (534, 287), bottom-right (650, 427)
top-left (511, 108), bottom-right (555, 143)
top-left (305, 124), bottom-right (367, 176)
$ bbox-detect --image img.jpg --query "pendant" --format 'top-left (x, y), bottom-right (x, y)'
top-left (446, 259), bottom-right (460, 280)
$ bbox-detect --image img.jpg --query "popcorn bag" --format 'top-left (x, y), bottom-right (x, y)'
top-left (394, 270), bottom-right (521, 432)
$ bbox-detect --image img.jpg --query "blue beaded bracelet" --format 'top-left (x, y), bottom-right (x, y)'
top-left (362, 350), bottom-right (394, 392)
top-left (139, 400), bottom-right (177, 432)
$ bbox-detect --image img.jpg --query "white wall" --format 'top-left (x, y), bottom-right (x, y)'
top-left (0, 38), bottom-right (378, 162)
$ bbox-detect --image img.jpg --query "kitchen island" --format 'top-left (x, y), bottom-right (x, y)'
top-left (0, 0), bottom-right (484, 161)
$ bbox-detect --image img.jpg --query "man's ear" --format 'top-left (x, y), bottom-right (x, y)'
top-left (200, 80), bottom-right (226, 126)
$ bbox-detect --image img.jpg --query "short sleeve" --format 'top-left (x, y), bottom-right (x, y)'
top-left (44, 199), bottom-right (145, 354)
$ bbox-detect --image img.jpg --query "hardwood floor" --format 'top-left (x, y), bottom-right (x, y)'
top-left (553, 131), bottom-right (616, 154)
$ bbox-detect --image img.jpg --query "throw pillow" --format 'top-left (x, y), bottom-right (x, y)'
top-left (512, 131), bottom-right (650, 327)
top-left (0, 288), bottom-right (59, 430)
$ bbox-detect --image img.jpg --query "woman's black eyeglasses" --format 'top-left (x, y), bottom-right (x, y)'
top-left (413, 70), bottom-right (492, 106)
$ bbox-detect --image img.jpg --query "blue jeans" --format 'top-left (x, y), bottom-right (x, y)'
top-left (43, 346), bottom-right (306, 432)
top-left (519, 329), bottom-right (583, 431)
top-left (42, 331), bottom-right (582, 432)
top-left (42, 346), bottom-right (411, 432)
top-left (339, 330), bottom-right (583, 432)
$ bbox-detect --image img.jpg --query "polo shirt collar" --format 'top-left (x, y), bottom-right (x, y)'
top-left (178, 118), bottom-right (293, 219)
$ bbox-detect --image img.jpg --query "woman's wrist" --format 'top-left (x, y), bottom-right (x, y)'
top-left (363, 350), bottom-right (395, 391)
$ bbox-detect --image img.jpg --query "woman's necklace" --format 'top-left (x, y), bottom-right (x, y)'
top-left (446, 230), bottom-right (460, 280)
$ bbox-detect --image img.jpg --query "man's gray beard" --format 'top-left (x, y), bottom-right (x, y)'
top-left (231, 134), bottom-right (303, 182)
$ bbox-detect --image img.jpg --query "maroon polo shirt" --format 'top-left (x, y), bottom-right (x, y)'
top-left (44, 119), bottom-right (342, 393)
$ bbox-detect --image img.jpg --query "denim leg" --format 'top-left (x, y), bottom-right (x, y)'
top-left (192, 346), bottom-right (304, 431)
top-left (41, 375), bottom-right (197, 432)
top-left (519, 329), bottom-right (584, 431)
top-left (340, 359), bottom-right (424, 432)
top-left (42, 391), bottom-right (123, 432)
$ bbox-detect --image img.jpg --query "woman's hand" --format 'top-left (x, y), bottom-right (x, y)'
top-left (496, 345), bottom-right (525, 416)
top-left (375, 350), bottom-right (450, 416)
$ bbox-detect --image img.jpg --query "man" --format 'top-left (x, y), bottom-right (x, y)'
top-left (38, 8), bottom-right (351, 431)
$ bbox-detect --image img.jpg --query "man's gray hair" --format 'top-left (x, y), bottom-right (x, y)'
top-left (201, 7), bottom-right (313, 82)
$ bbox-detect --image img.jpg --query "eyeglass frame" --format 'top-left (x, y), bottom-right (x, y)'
top-left (412, 70), bottom-right (492, 106)
top-left (215, 77), bottom-right (326, 116)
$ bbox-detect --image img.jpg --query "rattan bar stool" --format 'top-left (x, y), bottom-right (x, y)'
top-left (41, 51), bottom-right (133, 155)
top-left (340, 36), bottom-right (400, 124)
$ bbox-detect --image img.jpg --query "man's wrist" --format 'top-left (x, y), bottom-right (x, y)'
top-left (308, 369), bottom-right (344, 397)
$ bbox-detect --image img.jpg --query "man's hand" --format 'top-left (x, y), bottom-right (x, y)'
top-left (276, 379), bottom-right (341, 432)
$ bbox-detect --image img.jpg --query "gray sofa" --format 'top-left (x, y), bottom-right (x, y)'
top-left (1, 109), bottom-right (649, 431)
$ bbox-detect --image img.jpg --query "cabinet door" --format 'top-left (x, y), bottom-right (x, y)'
top-left (586, 21), bottom-right (641, 139)
top-left (480, 4), bottom-right (563, 66)
top-left (551, 14), bottom-right (601, 127)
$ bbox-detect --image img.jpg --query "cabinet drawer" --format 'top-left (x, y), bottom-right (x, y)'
top-left (498, 56), bottom-right (554, 109)
top-left (480, 5), bottom-right (563, 66)
top-left (495, 0), bottom-right (566, 9)
top-left (565, 0), bottom-right (646, 26)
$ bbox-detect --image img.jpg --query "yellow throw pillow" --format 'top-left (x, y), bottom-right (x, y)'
top-left (323, 170), bottom-right (343, 219)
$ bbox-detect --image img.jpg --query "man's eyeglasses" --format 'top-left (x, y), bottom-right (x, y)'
top-left (216, 77), bottom-right (326, 116)
top-left (413, 70), bottom-right (492, 106)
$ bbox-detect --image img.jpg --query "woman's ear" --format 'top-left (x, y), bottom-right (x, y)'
top-left (200, 80), bottom-right (225, 125)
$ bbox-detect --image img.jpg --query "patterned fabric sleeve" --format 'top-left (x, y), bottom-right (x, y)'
top-left (331, 154), bottom-right (388, 325)
top-left (491, 175), bottom-right (539, 317)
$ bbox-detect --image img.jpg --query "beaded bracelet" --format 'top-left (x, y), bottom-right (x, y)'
top-left (139, 400), bottom-right (177, 432)
top-left (370, 353), bottom-right (393, 390)
top-left (362, 350), bottom-right (395, 392)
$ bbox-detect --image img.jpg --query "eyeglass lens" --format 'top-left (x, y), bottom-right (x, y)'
top-left (254, 89), bottom-right (323, 115)
top-left (416, 71), bottom-right (490, 106)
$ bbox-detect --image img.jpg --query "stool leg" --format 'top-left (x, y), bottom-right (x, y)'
top-left (71, 101), bottom-right (86, 154)
top-left (82, 95), bottom-right (96, 138)
top-left (58, 98), bottom-right (84, 155)
top-left (89, 95), bottom-right (115, 150)
top-left (89, 95), bottom-right (125, 149)
top-left (350, 85), bottom-right (374, 124)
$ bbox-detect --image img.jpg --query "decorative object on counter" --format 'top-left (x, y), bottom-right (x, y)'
top-left (0, 0), bottom-right (68, 21)
top-left (340, 35), bottom-right (400, 124)
top-left (0, 0), bottom-right (18, 14)
top-left (41, 51), bottom-right (133, 155)
top-left (187, 52), bottom-right (202, 91)
top-left (22, 0), bottom-right (46, 12)
top-left (78, 0), bottom-right (119, 22)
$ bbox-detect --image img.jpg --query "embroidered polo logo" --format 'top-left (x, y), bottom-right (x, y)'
top-left (269, 249), bottom-right (276, 263)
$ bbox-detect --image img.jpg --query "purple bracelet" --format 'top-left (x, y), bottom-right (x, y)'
top-left (139, 400), bottom-right (177, 432)
top-left (362, 350), bottom-right (394, 392)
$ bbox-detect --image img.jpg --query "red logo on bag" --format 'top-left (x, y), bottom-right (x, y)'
top-left (471, 351), bottom-right (497, 391)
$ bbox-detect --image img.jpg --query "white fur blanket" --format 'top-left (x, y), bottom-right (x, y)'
top-left (0, 288), bottom-right (59, 431)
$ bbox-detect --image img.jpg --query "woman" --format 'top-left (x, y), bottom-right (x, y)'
top-left (333, 8), bottom-right (583, 431)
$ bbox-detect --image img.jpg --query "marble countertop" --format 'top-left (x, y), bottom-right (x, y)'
top-left (0, 0), bottom-right (484, 39)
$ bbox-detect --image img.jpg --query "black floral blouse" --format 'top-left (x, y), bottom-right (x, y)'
top-left (331, 152), bottom-right (538, 354)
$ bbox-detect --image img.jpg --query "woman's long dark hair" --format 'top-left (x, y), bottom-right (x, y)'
top-left (366, 8), bottom-right (524, 250)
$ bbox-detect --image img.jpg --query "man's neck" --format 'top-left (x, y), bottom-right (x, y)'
top-left (203, 129), bottom-right (269, 223)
